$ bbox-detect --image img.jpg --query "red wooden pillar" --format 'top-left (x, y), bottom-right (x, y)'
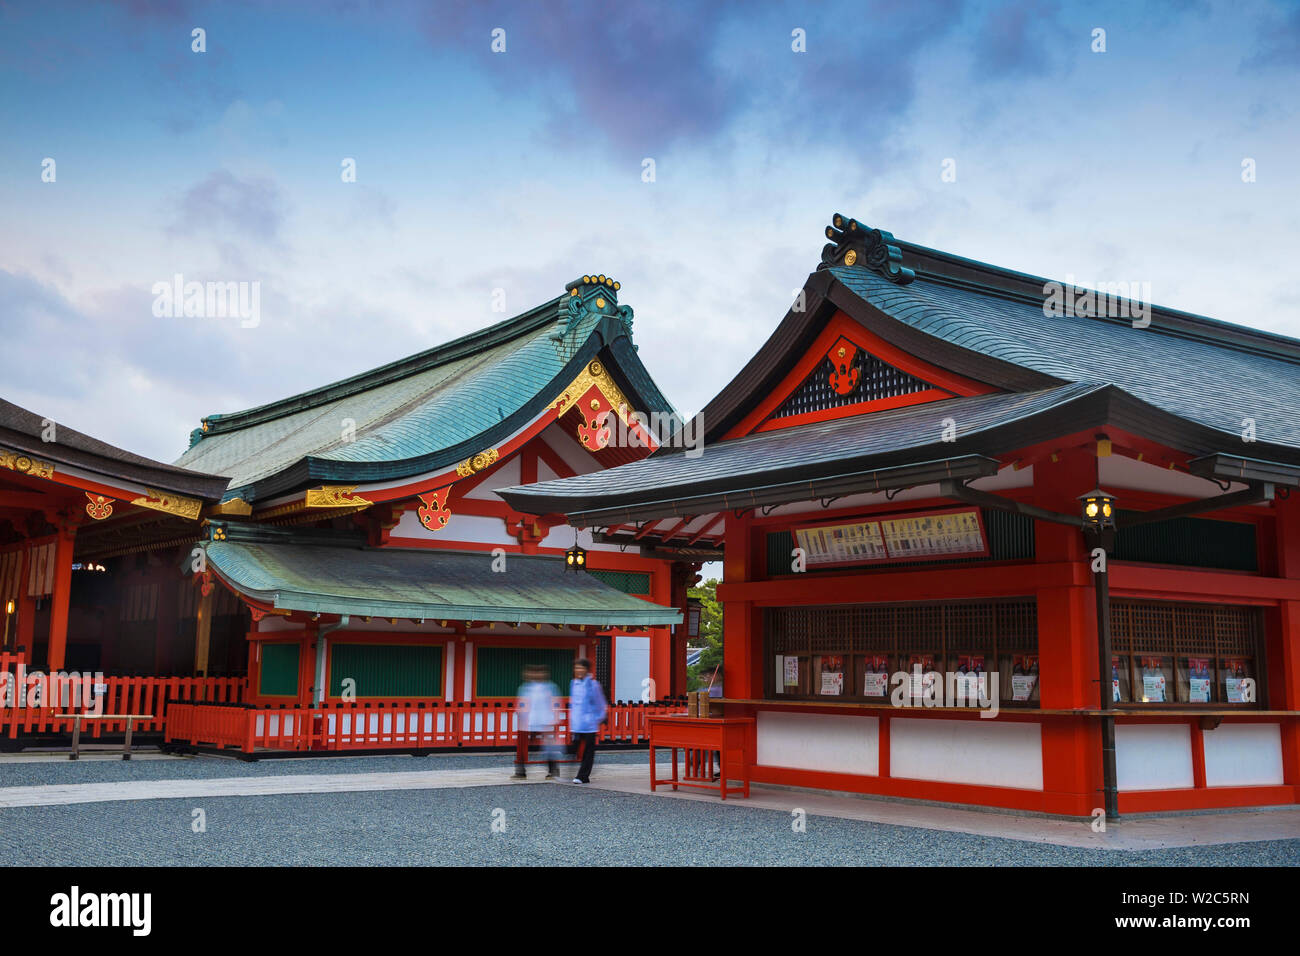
top-left (666, 561), bottom-right (695, 698)
top-left (246, 632), bottom-right (259, 700)
top-left (650, 566), bottom-right (675, 698)
top-left (722, 513), bottom-right (760, 700)
top-left (15, 543), bottom-right (37, 657)
top-left (301, 624), bottom-right (319, 707)
top-left (1033, 451), bottom-right (1100, 815)
top-left (1272, 494), bottom-right (1300, 796)
top-left (46, 523), bottom-right (77, 672)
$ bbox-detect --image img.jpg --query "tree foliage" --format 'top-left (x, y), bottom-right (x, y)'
top-left (686, 577), bottom-right (723, 691)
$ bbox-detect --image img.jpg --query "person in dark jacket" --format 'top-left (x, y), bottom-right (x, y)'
top-left (568, 658), bottom-right (607, 784)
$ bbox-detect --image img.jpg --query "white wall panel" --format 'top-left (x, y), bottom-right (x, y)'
top-left (1116, 723), bottom-right (1194, 790)
top-left (1203, 723), bottom-right (1284, 787)
top-left (890, 718), bottom-right (1043, 790)
top-left (756, 711), bottom-right (879, 776)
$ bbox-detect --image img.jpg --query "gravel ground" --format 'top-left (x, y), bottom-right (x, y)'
top-left (2, 783), bottom-right (1298, 866)
top-left (0, 749), bottom-right (649, 787)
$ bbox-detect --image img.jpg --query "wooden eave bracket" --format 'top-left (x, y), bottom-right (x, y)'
top-left (942, 478), bottom-right (1276, 531)
top-left (940, 479), bottom-right (1083, 528)
top-left (1123, 483), bottom-right (1274, 528)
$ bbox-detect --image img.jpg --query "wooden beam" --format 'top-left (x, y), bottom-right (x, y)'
top-left (940, 479), bottom-right (1084, 528)
top-left (1123, 485), bottom-right (1273, 528)
top-left (685, 514), bottom-right (726, 546)
top-left (0, 490), bottom-right (62, 510)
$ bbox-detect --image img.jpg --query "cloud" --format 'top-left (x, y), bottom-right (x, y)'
top-left (167, 170), bottom-right (287, 242)
top-left (415, 0), bottom-right (966, 157)
top-left (971, 0), bottom-right (1063, 79)
top-left (1242, 3), bottom-right (1300, 70)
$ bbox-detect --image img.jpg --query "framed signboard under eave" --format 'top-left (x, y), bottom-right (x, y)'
top-left (791, 506), bottom-right (990, 569)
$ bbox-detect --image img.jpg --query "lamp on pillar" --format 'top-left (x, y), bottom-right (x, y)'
top-left (2, 599), bottom-right (13, 648)
top-left (1080, 488), bottom-right (1119, 822)
top-left (1081, 489), bottom-right (1116, 531)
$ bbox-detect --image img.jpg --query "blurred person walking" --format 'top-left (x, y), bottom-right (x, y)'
top-left (568, 658), bottom-right (607, 784)
top-left (514, 665), bottom-right (560, 779)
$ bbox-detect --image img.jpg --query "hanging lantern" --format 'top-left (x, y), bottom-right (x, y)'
top-left (1079, 489), bottom-right (1117, 531)
top-left (565, 543), bottom-right (588, 572)
top-left (687, 597), bottom-right (703, 638)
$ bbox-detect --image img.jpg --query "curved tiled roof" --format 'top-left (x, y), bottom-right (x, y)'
top-left (203, 524), bottom-right (681, 626)
top-left (832, 266), bottom-right (1300, 452)
top-left (175, 288), bottom-right (675, 503)
top-left (501, 217), bottom-right (1300, 521)
top-left (500, 383), bottom-right (1135, 518)
top-left (0, 398), bottom-right (228, 500)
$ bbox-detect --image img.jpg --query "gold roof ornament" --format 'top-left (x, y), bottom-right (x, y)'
top-left (455, 447), bottom-right (500, 478)
top-left (131, 489), bottom-right (204, 521)
top-left (304, 486), bottom-right (373, 508)
top-left (0, 449), bottom-right (55, 480)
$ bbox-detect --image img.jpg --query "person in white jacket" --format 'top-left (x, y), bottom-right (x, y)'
top-left (514, 666), bottom-right (560, 779)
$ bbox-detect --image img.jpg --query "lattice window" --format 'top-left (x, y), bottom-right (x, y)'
top-left (1109, 600), bottom-right (1263, 706)
top-left (769, 352), bottom-right (936, 420)
top-left (764, 599), bottom-right (1037, 704)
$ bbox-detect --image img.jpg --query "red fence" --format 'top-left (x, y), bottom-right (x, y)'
top-left (164, 699), bottom-right (689, 754)
top-left (1, 653), bottom-right (245, 739)
top-left (1, 651), bottom-right (685, 752)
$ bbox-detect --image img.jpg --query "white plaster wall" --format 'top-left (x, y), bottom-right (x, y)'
top-left (1203, 722), bottom-right (1285, 787)
top-left (890, 718), bottom-right (1043, 790)
top-left (540, 421), bottom-right (600, 475)
top-left (756, 711), bottom-right (879, 776)
top-left (614, 634), bottom-right (650, 702)
top-left (462, 456), bottom-right (521, 499)
top-left (444, 641), bottom-right (456, 701)
top-left (1116, 723), bottom-right (1194, 790)
top-left (392, 510), bottom-right (516, 545)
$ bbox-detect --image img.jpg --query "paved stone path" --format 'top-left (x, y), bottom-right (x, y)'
top-left (1, 755), bottom-right (1296, 852)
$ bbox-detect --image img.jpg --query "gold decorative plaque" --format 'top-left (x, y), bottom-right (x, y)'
top-left (304, 485), bottom-right (373, 508)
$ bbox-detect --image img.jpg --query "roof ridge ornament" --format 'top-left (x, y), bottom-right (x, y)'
top-left (820, 213), bottom-right (916, 284)
top-left (552, 274), bottom-right (634, 353)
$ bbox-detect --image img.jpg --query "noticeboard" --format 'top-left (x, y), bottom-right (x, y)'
top-left (792, 507), bottom-right (988, 568)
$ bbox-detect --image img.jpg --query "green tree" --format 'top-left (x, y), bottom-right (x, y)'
top-left (686, 577), bottom-right (723, 691)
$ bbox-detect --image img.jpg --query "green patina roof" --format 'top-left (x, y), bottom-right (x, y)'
top-left (203, 523), bottom-right (680, 626)
top-left (175, 278), bottom-right (675, 503)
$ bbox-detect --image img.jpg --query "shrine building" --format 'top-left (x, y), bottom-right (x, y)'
top-left (500, 215), bottom-right (1300, 816)
top-left (2, 275), bottom-right (697, 749)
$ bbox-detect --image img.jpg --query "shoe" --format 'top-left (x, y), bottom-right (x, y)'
top-left (512, 772), bottom-right (527, 780)
top-left (572, 778), bottom-right (585, 784)
top-left (545, 773), bottom-right (556, 779)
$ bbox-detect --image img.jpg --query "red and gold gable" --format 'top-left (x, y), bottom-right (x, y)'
top-left (723, 312), bottom-right (997, 440)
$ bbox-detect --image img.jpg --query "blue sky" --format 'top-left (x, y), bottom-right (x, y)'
top-left (1, 0), bottom-right (1297, 463)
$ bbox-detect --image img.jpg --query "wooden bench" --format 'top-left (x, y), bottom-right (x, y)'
top-left (54, 714), bottom-right (153, 760)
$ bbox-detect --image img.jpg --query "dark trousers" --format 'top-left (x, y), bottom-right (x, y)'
top-left (573, 732), bottom-right (597, 781)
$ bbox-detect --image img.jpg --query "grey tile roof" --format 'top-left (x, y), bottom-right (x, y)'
top-left (0, 398), bottom-right (229, 499)
top-left (500, 383), bottom-right (1108, 513)
top-left (832, 266), bottom-right (1300, 451)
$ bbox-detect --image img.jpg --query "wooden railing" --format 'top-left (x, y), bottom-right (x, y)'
top-left (164, 699), bottom-right (689, 754)
top-left (1, 654), bottom-right (245, 739)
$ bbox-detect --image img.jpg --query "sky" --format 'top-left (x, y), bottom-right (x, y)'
top-left (1, 0), bottom-right (1298, 465)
